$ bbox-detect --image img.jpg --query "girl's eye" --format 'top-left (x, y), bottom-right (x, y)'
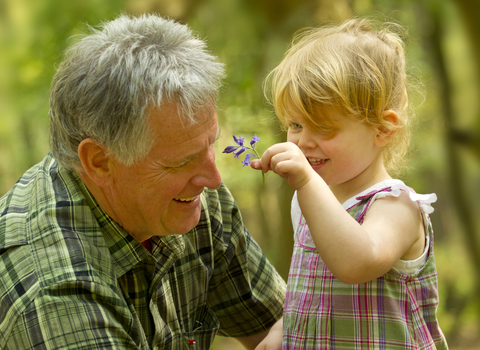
top-left (288, 122), bottom-right (303, 130)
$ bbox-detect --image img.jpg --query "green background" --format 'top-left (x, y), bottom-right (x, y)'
top-left (1, 0), bottom-right (479, 348)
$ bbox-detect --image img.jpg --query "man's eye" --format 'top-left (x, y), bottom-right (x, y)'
top-left (165, 161), bottom-right (189, 171)
top-left (175, 160), bottom-right (193, 169)
top-left (175, 163), bottom-right (187, 169)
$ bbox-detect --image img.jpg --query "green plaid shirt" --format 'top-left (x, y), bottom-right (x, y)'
top-left (0, 153), bottom-right (286, 350)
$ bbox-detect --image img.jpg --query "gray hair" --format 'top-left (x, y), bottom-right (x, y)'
top-left (49, 13), bottom-right (225, 171)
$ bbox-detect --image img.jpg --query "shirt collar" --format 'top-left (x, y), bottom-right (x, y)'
top-left (70, 170), bottom-right (151, 277)
top-left (70, 169), bottom-right (187, 277)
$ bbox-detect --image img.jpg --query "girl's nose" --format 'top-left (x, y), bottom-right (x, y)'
top-left (297, 128), bottom-right (317, 150)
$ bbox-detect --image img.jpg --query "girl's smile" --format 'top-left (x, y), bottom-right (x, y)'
top-left (287, 107), bottom-right (390, 201)
top-left (306, 157), bottom-right (329, 170)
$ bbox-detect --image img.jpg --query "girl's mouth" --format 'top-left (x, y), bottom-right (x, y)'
top-left (308, 157), bottom-right (328, 165)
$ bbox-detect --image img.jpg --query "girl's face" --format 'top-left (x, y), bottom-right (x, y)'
top-left (287, 107), bottom-right (388, 198)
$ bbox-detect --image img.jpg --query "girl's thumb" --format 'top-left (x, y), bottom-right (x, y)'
top-left (250, 159), bottom-right (262, 170)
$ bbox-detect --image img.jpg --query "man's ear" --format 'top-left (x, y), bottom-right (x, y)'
top-left (375, 110), bottom-right (399, 147)
top-left (77, 139), bottom-right (114, 187)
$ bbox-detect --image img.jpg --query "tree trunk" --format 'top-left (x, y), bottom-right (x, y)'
top-left (416, 0), bottom-right (480, 339)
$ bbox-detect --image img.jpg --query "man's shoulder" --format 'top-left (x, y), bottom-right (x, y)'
top-left (0, 155), bottom-right (55, 247)
top-left (0, 153), bottom-right (58, 206)
top-left (1, 154), bottom-right (74, 242)
top-left (0, 155), bottom-right (117, 339)
top-left (0, 153), bottom-right (112, 286)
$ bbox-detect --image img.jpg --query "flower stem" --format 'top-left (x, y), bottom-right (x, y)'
top-left (251, 148), bottom-right (265, 186)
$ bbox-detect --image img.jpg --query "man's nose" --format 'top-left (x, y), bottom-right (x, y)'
top-left (191, 145), bottom-right (222, 189)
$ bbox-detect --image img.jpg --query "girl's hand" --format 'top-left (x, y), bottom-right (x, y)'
top-left (250, 142), bottom-right (315, 190)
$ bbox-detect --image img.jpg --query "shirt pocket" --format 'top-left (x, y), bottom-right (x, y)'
top-left (180, 305), bottom-right (220, 350)
top-left (295, 218), bottom-right (317, 251)
top-left (151, 304), bottom-right (219, 350)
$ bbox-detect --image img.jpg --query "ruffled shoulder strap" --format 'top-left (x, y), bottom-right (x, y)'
top-left (344, 180), bottom-right (437, 223)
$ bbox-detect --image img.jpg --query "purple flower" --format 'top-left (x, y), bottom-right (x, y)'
top-left (241, 153), bottom-right (258, 167)
top-left (250, 134), bottom-right (260, 148)
top-left (224, 133), bottom-right (264, 185)
top-left (233, 147), bottom-right (246, 159)
top-left (242, 153), bottom-right (252, 167)
top-left (233, 135), bottom-right (245, 146)
top-left (222, 145), bottom-right (238, 154)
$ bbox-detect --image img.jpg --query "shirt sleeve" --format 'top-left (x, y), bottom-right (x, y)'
top-left (204, 184), bottom-right (286, 338)
top-left (6, 277), bottom-right (143, 350)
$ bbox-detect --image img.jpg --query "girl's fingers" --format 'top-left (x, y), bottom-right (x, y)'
top-left (250, 142), bottom-right (313, 190)
top-left (260, 143), bottom-right (290, 169)
top-left (250, 142), bottom-right (303, 174)
top-left (250, 159), bottom-right (262, 170)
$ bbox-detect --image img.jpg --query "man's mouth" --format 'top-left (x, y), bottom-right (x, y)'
top-left (174, 196), bottom-right (198, 203)
top-left (308, 157), bottom-right (328, 165)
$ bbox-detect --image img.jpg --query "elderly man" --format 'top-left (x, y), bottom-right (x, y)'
top-left (0, 14), bottom-right (285, 350)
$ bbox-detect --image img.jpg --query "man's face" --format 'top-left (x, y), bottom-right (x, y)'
top-left (105, 102), bottom-right (222, 241)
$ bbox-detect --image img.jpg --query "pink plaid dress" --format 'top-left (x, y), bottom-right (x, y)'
top-left (283, 180), bottom-right (448, 349)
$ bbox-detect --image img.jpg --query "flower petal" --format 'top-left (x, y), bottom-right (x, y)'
top-left (222, 145), bottom-right (238, 154)
top-left (233, 147), bottom-right (246, 158)
top-left (233, 135), bottom-right (245, 146)
top-left (242, 153), bottom-right (252, 166)
top-left (250, 134), bottom-right (260, 148)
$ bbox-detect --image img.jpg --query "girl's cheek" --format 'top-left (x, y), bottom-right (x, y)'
top-left (287, 131), bottom-right (299, 144)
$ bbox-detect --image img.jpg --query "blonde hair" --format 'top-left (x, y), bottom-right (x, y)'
top-left (265, 18), bottom-right (414, 174)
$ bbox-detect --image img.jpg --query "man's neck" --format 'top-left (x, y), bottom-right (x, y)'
top-left (141, 239), bottom-right (153, 253)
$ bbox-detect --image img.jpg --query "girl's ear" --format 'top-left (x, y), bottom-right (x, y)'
top-left (77, 138), bottom-right (114, 187)
top-left (375, 110), bottom-right (399, 147)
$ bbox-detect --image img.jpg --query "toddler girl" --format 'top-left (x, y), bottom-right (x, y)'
top-left (252, 18), bottom-right (448, 349)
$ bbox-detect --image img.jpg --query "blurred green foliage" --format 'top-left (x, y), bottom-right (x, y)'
top-left (1, 0), bottom-right (479, 348)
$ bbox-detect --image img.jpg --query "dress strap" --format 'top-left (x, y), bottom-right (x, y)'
top-left (344, 180), bottom-right (437, 224)
top-left (346, 186), bottom-right (393, 223)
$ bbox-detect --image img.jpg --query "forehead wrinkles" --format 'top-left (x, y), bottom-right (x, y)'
top-left (150, 101), bottom-right (216, 136)
top-left (142, 103), bottom-right (217, 165)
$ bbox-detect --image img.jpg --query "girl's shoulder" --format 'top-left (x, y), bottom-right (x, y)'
top-left (342, 179), bottom-right (437, 215)
top-left (290, 179), bottom-right (437, 231)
